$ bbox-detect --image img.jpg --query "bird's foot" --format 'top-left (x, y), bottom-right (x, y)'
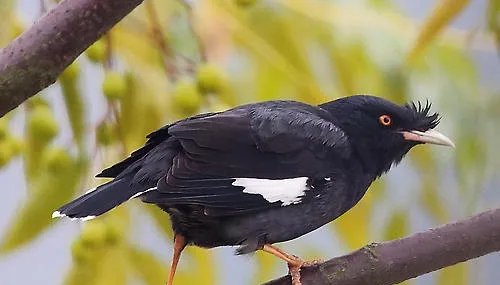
top-left (287, 263), bottom-right (302, 285)
top-left (286, 257), bottom-right (324, 285)
top-left (261, 244), bottom-right (323, 285)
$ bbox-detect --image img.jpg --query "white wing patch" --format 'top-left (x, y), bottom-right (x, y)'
top-left (232, 177), bottom-right (309, 206)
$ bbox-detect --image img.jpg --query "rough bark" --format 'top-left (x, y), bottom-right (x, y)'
top-left (0, 0), bottom-right (143, 117)
top-left (263, 207), bottom-right (500, 285)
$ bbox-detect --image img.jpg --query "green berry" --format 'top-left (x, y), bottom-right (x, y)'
top-left (27, 107), bottom-right (59, 142)
top-left (85, 40), bottom-right (107, 63)
top-left (80, 221), bottom-right (108, 248)
top-left (172, 78), bottom-right (203, 115)
top-left (102, 72), bottom-right (128, 101)
top-left (196, 64), bottom-right (226, 93)
top-left (43, 147), bottom-right (72, 173)
top-left (71, 238), bottom-right (94, 264)
top-left (104, 223), bottom-right (122, 245)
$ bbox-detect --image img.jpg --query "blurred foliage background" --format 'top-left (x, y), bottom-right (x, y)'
top-left (1, 0), bottom-right (500, 284)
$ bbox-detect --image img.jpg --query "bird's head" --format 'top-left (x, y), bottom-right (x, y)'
top-left (320, 95), bottom-right (454, 176)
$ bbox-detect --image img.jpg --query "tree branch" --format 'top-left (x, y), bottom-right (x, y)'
top-left (0, 0), bottom-right (144, 117)
top-left (263, 208), bottom-right (500, 285)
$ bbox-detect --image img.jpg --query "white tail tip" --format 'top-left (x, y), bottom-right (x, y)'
top-left (52, 211), bottom-right (66, 219)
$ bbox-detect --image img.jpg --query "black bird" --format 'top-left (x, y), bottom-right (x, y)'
top-left (53, 95), bottom-right (454, 285)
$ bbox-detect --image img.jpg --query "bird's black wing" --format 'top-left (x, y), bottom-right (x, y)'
top-left (142, 101), bottom-right (351, 216)
top-left (96, 112), bottom-right (219, 178)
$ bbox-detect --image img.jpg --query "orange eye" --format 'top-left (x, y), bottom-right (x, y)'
top-left (379, 115), bottom-right (391, 126)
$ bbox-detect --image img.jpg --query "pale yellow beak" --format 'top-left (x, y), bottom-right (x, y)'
top-left (401, 129), bottom-right (455, 148)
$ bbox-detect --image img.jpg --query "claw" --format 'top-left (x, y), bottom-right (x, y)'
top-left (261, 244), bottom-right (323, 285)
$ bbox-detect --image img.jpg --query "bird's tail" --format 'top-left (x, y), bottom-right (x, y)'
top-left (52, 178), bottom-right (156, 221)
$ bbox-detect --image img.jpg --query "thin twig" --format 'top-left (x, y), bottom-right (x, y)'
top-left (110, 102), bottom-right (127, 157)
top-left (104, 33), bottom-right (113, 70)
top-left (144, 0), bottom-right (179, 81)
top-left (178, 0), bottom-right (207, 62)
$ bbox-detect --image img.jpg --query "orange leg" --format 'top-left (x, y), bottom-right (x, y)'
top-left (262, 244), bottom-right (323, 285)
top-left (166, 234), bottom-right (187, 285)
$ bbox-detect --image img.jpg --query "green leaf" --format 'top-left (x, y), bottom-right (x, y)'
top-left (0, 0), bottom-right (15, 46)
top-left (65, 245), bottom-right (128, 285)
top-left (487, 0), bottom-right (500, 48)
top-left (0, 150), bottom-right (84, 253)
top-left (255, 61), bottom-right (289, 101)
top-left (420, 181), bottom-right (448, 224)
top-left (118, 73), bottom-right (165, 153)
top-left (327, 39), bottom-right (383, 96)
top-left (64, 264), bottom-right (98, 285)
top-left (94, 247), bottom-right (129, 285)
top-left (333, 190), bottom-right (374, 249)
top-left (437, 262), bottom-right (468, 285)
top-left (216, 1), bottom-right (328, 104)
top-left (185, 246), bottom-right (215, 285)
top-left (141, 204), bottom-right (174, 239)
top-left (23, 104), bottom-right (59, 182)
top-left (252, 251), bottom-right (280, 284)
top-left (112, 27), bottom-right (163, 69)
top-left (59, 62), bottom-right (86, 153)
top-left (454, 134), bottom-right (487, 199)
top-left (129, 246), bottom-right (168, 285)
top-left (383, 210), bottom-right (409, 241)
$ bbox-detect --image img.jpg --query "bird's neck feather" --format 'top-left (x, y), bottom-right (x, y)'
top-left (351, 143), bottom-right (407, 178)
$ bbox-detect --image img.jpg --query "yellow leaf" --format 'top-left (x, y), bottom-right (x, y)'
top-left (406, 0), bottom-right (470, 64)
